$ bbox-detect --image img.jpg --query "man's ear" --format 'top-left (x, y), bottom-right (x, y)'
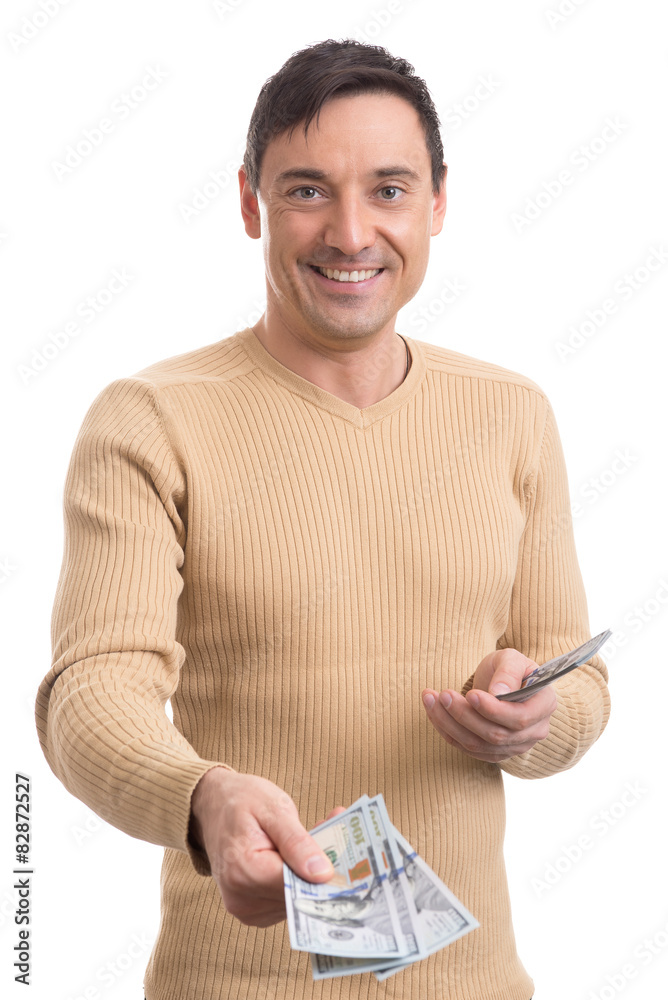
top-left (431, 163), bottom-right (448, 237)
top-left (239, 167), bottom-right (261, 239)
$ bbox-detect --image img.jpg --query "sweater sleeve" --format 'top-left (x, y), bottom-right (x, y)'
top-left (35, 377), bottom-right (231, 876)
top-left (464, 393), bottom-right (611, 779)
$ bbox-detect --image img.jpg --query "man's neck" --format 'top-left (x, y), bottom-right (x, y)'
top-left (250, 315), bottom-right (410, 410)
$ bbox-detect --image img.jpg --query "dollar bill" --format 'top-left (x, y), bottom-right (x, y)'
top-left (374, 824), bottom-right (480, 981)
top-left (285, 793), bottom-right (479, 980)
top-left (495, 628), bottom-right (612, 703)
top-left (310, 795), bottom-right (425, 979)
top-left (284, 796), bottom-right (409, 961)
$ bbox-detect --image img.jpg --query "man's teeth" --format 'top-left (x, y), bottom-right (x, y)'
top-left (315, 266), bottom-right (381, 282)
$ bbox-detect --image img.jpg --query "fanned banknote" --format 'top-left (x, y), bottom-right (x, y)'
top-left (310, 795), bottom-right (426, 979)
top-left (284, 796), bottom-right (409, 961)
top-left (495, 629), bottom-right (612, 703)
top-left (373, 824), bottom-right (479, 981)
top-left (284, 793), bottom-right (479, 981)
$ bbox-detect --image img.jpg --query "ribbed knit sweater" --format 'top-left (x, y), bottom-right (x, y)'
top-left (36, 326), bottom-right (610, 1000)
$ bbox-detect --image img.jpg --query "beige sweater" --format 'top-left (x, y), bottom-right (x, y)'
top-left (36, 326), bottom-right (610, 1000)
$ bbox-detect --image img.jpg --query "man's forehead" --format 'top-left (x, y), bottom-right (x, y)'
top-left (261, 92), bottom-right (430, 184)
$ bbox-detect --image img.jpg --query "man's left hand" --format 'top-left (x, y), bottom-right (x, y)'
top-left (421, 648), bottom-right (558, 763)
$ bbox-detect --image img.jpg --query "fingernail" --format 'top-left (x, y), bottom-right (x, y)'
top-left (468, 693), bottom-right (480, 708)
top-left (305, 856), bottom-right (332, 877)
top-left (423, 692), bottom-right (435, 710)
top-left (490, 683), bottom-right (511, 695)
top-left (439, 692), bottom-right (452, 709)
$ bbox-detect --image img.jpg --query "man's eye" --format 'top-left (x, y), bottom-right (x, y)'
top-left (294, 187), bottom-right (319, 200)
top-left (379, 187), bottom-right (401, 200)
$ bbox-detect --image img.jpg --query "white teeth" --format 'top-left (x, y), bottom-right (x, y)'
top-left (317, 267), bottom-right (381, 282)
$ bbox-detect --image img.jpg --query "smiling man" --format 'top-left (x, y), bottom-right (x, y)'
top-left (239, 90), bottom-right (443, 409)
top-left (36, 39), bottom-right (609, 1000)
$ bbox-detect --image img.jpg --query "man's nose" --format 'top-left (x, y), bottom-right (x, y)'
top-left (322, 192), bottom-right (376, 256)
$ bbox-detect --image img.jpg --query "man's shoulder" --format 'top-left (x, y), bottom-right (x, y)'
top-left (414, 337), bottom-right (548, 402)
top-left (128, 330), bottom-right (250, 389)
top-left (77, 333), bottom-right (251, 435)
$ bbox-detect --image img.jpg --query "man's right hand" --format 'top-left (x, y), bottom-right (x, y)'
top-left (189, 768), bottom-right (341, 928)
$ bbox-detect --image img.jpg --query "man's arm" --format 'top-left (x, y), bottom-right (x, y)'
top-left (36, 377), bottom-right (334, 914)
top-left (423, 394), bottom-right (610, 777)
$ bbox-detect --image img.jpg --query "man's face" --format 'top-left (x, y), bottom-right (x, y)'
top-left (240, 92), bottom-right (447, 345)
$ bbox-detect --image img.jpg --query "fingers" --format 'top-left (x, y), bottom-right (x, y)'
top-left (422, 686), bottom-right (555, 762)
top-left (260, 793), bottom-right (335, 883)
top-left (313, 806), bottom-right (347, 828)
top-left (194, 772), bottom-right (337, 928)
top-left (219, 866), bottom-right (287, 927)
top-left (465, 685), bottom-right (558, 727)
top-left (487, 648), bottom-right (538, 696)
top-left (326, 806), bottom-right (347, 820)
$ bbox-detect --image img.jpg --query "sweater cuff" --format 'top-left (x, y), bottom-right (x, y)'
top-left (459, 665), bottom-right (610, 780)
top-left (499, 664), bottom-right (610, 779)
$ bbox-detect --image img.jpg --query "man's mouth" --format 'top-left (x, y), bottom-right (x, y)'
top-left (309, 265), bottom-right (383, 283)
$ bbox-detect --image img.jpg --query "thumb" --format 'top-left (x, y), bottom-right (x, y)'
top-left (267, 811), bottom-right (335, 883)
top-left (489, 650), bottom-right (536, 696)
top-left (317, 806), bottom-right (347, 826)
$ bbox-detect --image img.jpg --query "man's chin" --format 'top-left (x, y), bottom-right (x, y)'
top-left (291, 300), bottom-right (396, 341)
top-left (303, 316), bottom-right (393, 342)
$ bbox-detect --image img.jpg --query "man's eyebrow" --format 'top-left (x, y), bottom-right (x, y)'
top-left (275, 168), bottom-right (328, 184)
top-left (373, 166), bottom-right (422, 183)
top-left (274, 166), bottom-right (423, 185)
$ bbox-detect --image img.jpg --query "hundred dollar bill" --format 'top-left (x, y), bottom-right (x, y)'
top-left (495, 629), bottom-right (612, 703)
top-left (374, 825), bottom-right (480, 982)
top-left (311, 795), bottom-right (426, 979)
top-left (284, 796), bottom-right (409, 961)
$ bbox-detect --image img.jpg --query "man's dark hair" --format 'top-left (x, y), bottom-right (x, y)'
top-left (243, 38), bottom-right (446, 195)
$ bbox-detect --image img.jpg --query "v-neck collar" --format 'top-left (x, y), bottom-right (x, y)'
top-left (235, 326), bottom-right (425, 429)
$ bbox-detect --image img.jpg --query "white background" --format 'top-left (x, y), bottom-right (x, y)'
top-left (1, 1), bottom-right (667, 998)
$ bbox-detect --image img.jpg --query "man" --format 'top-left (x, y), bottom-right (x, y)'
top-left (36, 39), bottom-right (610, 999)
